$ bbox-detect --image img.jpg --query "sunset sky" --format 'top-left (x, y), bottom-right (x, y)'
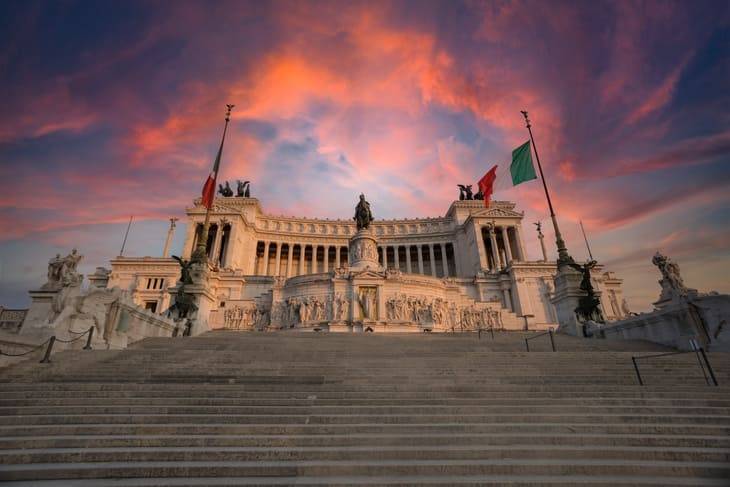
top-left (1, 0), bottom-right (728, 310)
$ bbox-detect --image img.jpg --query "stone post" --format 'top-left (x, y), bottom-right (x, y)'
top-left (440, 242), bottom-right (449, 277)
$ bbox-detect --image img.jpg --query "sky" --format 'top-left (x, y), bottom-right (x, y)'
top-left (0, 0), bottom-right (728, 311)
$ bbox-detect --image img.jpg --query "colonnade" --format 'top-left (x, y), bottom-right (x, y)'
top-left (253, 241), bottom-right (457, 278)
top-left (192, 223), bottom-right (232, 267)
top-left (378, 242), bottom-right (456, 278)
top-left (478, 225), bottom-right (526, 272)
top-left (254, 242), bottom-right (349, 277)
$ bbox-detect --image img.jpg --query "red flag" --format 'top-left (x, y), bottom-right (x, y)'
top-left (478, 165), bottom-right (498, 207)
top-left (201, 171), bottom-right (216, 209)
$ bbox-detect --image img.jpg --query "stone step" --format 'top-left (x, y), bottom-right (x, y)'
top-left (3, 474), bottom-right (729, 486)
top-left (3, 412), bottom-right (730, 427)
top-left (2, 458), bottom-right (729, 481)
top-left (3, 422), bottom-right (729, 437)
top-left (2, 404), bottom-right (729, 416)
top-left (3, 432), bottom-right (730, 449)
top-left (2, 444), bottom-right (729, 465)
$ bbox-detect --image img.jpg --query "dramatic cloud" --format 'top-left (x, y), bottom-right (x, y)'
top-left (0, 0), bottom-right (728, 309)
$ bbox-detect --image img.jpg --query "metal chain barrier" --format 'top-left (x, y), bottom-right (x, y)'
top-left (0, 338), bottom-right (51, 357)
top-left (0, 326), bottom-right (94, 364)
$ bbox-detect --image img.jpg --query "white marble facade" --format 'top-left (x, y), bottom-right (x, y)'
top-left (107, 197), bottom-right (628, 332)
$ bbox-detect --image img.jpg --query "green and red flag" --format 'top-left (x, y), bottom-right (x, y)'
top-left (478, 140), bottom-right (537, 206)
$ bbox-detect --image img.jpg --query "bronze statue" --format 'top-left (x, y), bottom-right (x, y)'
top-left (473, 189), bottom-right (484, 200)
top-left (457, 184), bottom-right (474, 200)
top-left (567, 260), bottom-right (604, 323)
top-left (218, 181), bottom-right (234, 197)
top-left (168, 255), bottom-right (197, 320)
top-left (236, 180), bottom-right (251, 198)
top-left (354, 193), bottom-right (373, 230)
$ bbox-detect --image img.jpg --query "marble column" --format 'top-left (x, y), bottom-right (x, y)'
top-left (501, 227), bottom-right (513, 265)
top-left (299, 244), bottom-right (305, 275)
top-left (405, 245), bottom-right (412, 273)
top-left (394, 245), bottom-right (400, 271)
top-left (324, 245), bottom-right (329, 273)
top-left (488, 228), bottom-right (500, 270)
top-left (312, 245), bottom-right (319, 273)
top-left (274, 242), bottom-right (282, 276)
top-left (335, 246), bottom-right (341, 268)
top-left (383, 246), bottom-right (389, 269)
top-left (514, 225), bottom-right (526, 262)
top-left (440, 242), bottom-right (449, 277)
top-left (429, 244), bottom-right (437, 277)
top-left (263, 241), bottom-right (271, 275)
top-left (417, 245), bottom-right (424, 274)
top-left (286, 244), bottom-right (293, 277)
top-left (475, 225), bottom-right (489, 272)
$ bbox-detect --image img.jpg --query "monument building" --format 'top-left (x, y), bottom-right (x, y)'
top-left (106, 192), bottom-right (629, 333)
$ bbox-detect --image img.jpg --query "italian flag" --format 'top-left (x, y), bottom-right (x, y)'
top-left (478, 140), bottom-right (537, 206)
top-left (200, 141), bottom-right (223, 209)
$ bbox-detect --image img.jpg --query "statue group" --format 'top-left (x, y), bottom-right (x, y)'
top-left (223, 304), bottom-right (268, 330)
top-left (457, 184), bottom-right (484, 201)
top-left (44, 249), bottom-right (83, 289)
top-left (218, 180), bottom-right (251, 198)
top-left (385, 294), bottom-right (502, 330)
top-left (652, 251), bottom-right (688, 297)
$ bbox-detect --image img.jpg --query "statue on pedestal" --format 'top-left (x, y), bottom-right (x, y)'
top-left (652, 251), bottom-right (687, 297)
top-left (567, 259), bottom-right (604, 323)
top-left (354, 194), bottom-right (373, 231)
top-left (168, 255), bottom-right (198, 320)
top-left (43, 248), bottom-right (83, 289)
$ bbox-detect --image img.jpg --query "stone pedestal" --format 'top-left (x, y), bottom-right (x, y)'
top-left (551, 266), bottom-right (585, 336)
top-left (348, 228), bottom-right (382, 272)
top-left (168, 262), bottom-right (217, 336)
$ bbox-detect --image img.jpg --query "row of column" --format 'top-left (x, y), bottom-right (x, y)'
top-left (193, 223), bottom-right (232, 267)
top-left (255, 242), bottom-right (348, 277)
top-left (378, 243), bottom-right (455, 278)
top-left (478, 225), bottom-right (526, 272)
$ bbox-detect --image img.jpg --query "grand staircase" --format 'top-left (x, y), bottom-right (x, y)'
top-left (1, 331), bottom-right (729, 485)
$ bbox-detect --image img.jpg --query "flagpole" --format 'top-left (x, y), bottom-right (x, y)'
top-left (579, 220), bottom-right (594, 261)
top-left (192, 104), bottom-right (234, 264)
top-left (520, 110), bottom-right (573, 266)
top-left (119, 215), bottom-right (133, 256)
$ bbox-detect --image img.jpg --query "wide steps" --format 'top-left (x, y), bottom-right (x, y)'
top-left (1, 332), bottom-right (728, 485)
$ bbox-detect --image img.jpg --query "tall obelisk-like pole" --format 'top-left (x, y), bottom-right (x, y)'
top-left (162, 217), bottom-right (179, 258)
top-left (192, 104), bottom-right (234, 264)
top-left (521, 111), bottom-right (573, 266)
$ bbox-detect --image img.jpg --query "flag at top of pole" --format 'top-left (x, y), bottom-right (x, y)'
top-left (477, 140), bottom-right (537, 206)
top-left (201, 104), bottom-right (234, 209)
